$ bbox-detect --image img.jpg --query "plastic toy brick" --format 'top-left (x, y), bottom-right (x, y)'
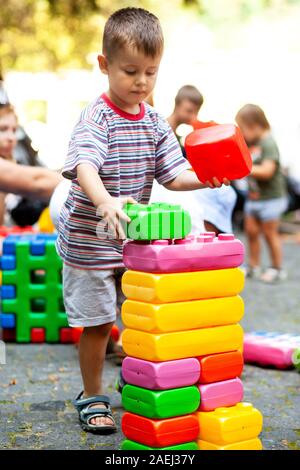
top-left (197, 351), bottom-right (244, 384)
top-left (1, 285), bottom-right (16, 299)
top-left (122, 384), bottom-right (200, 419)
top-left (122, 324), bottom-right (243, 361)
top-left (244, 331), bottom-right (300, 369)
top-left (121, 440), bottom-right (199, 450)
top-left (1, 328), bottom-right (16, 342)
top-left (31, 328), bottom-right (45, 343)
top-left (2, 234), bottom-right (57, 255)
top-left (122, 412), bottom-right (199, 447)
top-left (122, 295), bottom-right (244, 333)
top-left (122, 357), bottom-right (200, 390)
top-left (0, 226), bottom-right (35, 238)
top-left (123, 233), bottom-right (245, 273)
top-left (123, 203), bottom-right (191, 240)
top-left (0, 313), bottom-right (15, 329)
top-left (198, 377), bottom-right (243, 411)
top-left (1, 237), bottom-right (66, 342)
top-left (122, 268), bottom-right (244, 304)
top-left (198, 438), bottom-right (262, 450)
top-left (1, 255), bottom-right (16, 270)
top-left (185, 124), bottom-right (252, 183)
top-left (196, 402), bottom-right (263, 445)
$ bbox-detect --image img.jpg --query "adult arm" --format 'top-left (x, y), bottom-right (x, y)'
top-left (0, 159), bottom-right (62, 200)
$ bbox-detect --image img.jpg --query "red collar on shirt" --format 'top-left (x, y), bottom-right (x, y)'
top-left (101, 93), bottom-right (145, 121)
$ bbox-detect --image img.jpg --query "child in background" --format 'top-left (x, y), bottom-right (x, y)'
top-left (236, 104), bottom-right (288, 283)
top-left (152, 85), bottom-right (237, 234)
top-left (0, 103), bottom-right (17, 224)
top-left (56, 7), bottom-right (229, 434)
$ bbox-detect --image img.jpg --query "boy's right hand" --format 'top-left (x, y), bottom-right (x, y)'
top-left (96, 196), bottom-right (137, 240)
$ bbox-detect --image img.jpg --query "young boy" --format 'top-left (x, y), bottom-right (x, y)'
top-left (56, 7), bottom-right (229, 434)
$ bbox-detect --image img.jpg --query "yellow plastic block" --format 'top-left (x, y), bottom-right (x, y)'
top-left (122, 296), bottom-right (244, 333)
top-left (122, 324), bottom-right (243, 361)
top-left (198, 438), bottom-right (263, 450)
top-left (122, 268), bottom-right (244, 303)
top-left (196, 403), bottom-right (263, 445)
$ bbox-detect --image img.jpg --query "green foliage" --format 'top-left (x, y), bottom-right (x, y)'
top-left (1, 0), bottom-right (300, 71)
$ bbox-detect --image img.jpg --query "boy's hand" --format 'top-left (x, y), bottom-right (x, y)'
top-left (97, 196), bottom-right (137, 240)
top-left (205, 177), bottom-right (231, 188)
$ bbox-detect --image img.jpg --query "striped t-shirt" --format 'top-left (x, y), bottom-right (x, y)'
top-left (56, 93), bottom-right (190, 269)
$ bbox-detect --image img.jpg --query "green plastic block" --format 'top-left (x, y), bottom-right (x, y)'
top-left (292, 348), bottom-right (300, 372)
top-left (121, 439), bottom-right (199, 450)
top-left (122, 384), bottom-right (200, 419)
top-left (1, 240), bottom-right (66, 342)
top-left (123, 203), bottom-right (191, 240)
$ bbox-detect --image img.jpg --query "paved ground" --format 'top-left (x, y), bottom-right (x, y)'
top-left (0, 236), bottom-right (300, 450)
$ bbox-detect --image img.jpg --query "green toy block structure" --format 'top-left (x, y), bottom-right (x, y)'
top-left (122, 384), bottom-right (200, 419)
top-left (1, 235), bottom-right (68, 343)
top-left (123, 203), bottom-right (192, 240)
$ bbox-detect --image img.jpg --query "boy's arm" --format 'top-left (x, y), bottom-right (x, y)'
top-left (163, 169), bottom-right (230, 191)
top-left (77, 163), bottom-right (136, 238)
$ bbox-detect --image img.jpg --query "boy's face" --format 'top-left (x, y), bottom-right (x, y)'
top-left (175, 99), bottom-right (199, 125)
top-left (98, 47), bottom-right (162, 107)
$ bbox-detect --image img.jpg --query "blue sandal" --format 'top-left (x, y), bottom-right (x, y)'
top-left (73, 392), bottom-right (117, 434)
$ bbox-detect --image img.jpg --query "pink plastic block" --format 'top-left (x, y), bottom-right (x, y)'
top-left (198, 377), bottom-right (244, 411)
top-left (123, 233), bottom-right (244, 273)
top-left (244, 332), bottom-right (300, 369)
top-left (122, 357), bottom-right (201, 390)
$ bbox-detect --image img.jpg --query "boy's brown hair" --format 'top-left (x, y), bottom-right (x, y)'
top-left (175, 85), bottom-right (204, 110)
top-left (103, 7), bottom-right (164, 60)
top-left (236, 104), bottom-right (271, 130)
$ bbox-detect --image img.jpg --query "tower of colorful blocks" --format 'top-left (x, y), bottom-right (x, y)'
top-left (0, 233), bottom-right (80, 343)
top-left (120, 204), bottom-right (263, 450)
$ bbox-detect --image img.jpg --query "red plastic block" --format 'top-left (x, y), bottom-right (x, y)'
top-left (197, 351), bottom-right (244, 384)
top-left (185, 124), bottom-right (252, 183)
top-left (71, 327), bottom-right (83, 343)
top-left (1, 328), bottom-right (16, 342)
top-left (31, 328), bottom-right (45, 343)
top-left (60, 328), bottom-right (73, 343)
top-left (122, 412), bottom-right (199, 447)
top-left (111, 324), bottom-right (120, 342)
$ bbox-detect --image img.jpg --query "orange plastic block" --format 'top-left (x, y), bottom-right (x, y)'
top-left (198, 438), bottom-right (263, 450)
top-left (122, 268), bottom-right (244, 304)
top-left (185, 124), bottom-right (252, 183)
top-left (197, 351), bottom-right (244, 384)
top-left (122, 324), bottom-right (243, 361)
top-left (122, 296), bottom-right (244, 333)
top-left (196, 403), bottom-right (263, 445)
top-left (122, 412), bottom-right (199, 447)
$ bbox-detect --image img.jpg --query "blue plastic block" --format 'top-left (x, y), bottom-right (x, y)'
top-left (1, 285), bottom-right (16, 299)
top-left (37, 234), bottom-right (57, 241)
top-left (0, 313), bottom-right (15, 328)
top-left (1, 255), bottom-right (16, 270)
top-left (3, 236), bottom-right (18, 255)
top-left (30, 239), bottom-right (46, 255)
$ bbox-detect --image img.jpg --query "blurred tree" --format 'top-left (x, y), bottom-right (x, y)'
top-left (1, 0), bottom-right (300, 71)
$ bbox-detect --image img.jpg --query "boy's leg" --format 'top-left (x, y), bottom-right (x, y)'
top-left (245, 214), bottom-right (261, 268)
top-left (79, 322), bottom-right (114, 426)
top-left (261, 219), bottom-right (282, 268)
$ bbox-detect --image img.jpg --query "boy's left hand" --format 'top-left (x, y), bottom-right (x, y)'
top-left (205, 177), bottom-right (231, 188)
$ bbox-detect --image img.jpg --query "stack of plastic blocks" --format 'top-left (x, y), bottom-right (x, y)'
top-left (244, 331), bottom-right (300, 370)
top-left (0, 233), bottom-right (80, 343)
top-left (120, 228), bottom-right (263, 450)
